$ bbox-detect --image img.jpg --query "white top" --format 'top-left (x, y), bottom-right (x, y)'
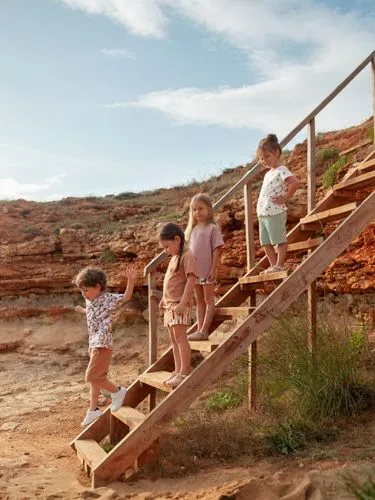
top-left (256, 165), bottom-right (293, 216)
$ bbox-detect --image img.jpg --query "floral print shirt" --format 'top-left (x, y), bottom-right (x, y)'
top-left (256, 165), bottom-right (293, 217)
top-left (85, 292), bottom-right (123, 349)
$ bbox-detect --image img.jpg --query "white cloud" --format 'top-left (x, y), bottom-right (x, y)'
top-left (101, 48), bottom-right (136, 59)
top-left (59, 0), bottom-right (374, 135)
top-left (0, 174), bottom-right (66, 200)
top-left (57, 0), bottom-right (169, 37)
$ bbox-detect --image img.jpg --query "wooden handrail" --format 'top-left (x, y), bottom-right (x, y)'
top-left (144, 49), bottom-right (375, 276)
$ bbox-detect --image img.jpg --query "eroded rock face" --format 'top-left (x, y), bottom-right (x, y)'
top-left (0, 120), bottom-right (374, 310)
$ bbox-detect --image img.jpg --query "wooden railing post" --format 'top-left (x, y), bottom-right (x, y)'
top-left (307, 118), bottom-right (317, 354)
top-left (244, 181), bottom-right (257, 410)
top-left (148, 271), bottom-right (157, 410)
top-left (372, 57), bottom-right (375, 145)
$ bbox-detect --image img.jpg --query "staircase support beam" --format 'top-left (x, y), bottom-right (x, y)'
top-left (93, 192), bottom-right (375, 485)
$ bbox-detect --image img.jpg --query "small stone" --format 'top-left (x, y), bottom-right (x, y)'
top-left (0, 422), bottom-right (21, 432)
top-left (81, 491), bottom-right (101, 499)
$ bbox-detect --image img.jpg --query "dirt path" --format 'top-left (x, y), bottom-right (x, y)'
top-left (0, 315), bottom-right (372, 499)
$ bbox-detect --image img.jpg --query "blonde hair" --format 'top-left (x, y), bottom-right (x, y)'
top-left (185, 193), bottom-right (216, 241)
top-left (257, 133), bottom-right (282, 159)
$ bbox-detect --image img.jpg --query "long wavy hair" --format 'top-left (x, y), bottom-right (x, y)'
top-left (185, 193), bottom-right (216, 241)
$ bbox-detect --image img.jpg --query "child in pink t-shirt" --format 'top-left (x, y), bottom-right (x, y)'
top-left (185, 194), bottom-right (224, 341)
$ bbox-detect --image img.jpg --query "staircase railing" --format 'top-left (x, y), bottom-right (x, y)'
top-left (143, 49), bottom-right (375, 403)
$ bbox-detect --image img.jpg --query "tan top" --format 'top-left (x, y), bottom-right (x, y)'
top-left (163, 249), bottom-right (198, 309)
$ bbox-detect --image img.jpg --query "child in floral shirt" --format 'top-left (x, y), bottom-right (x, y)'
top-left (74, 264), bottom-right (136, 427)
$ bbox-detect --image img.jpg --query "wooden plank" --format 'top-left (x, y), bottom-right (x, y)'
top-left (139, 371), bottom-right (173, 392)
top-left (307, 118), bottom-right (316, 211)
top-left (215, 307), bottom-right (255, 316)
top-left (286, 237), bottom-right (323, 252)
top-left (239, 271), bottom-right (289, 284)
top-left (112, 407), bottom-right (145, 430)
top-left (148, 271), bottom-right (157, 412)
top-left (71, 407), bottom-right (110, 446)
top-left (189, 340), bottom-right (219, 353)
top-left (333, 171), bottom-right (375, 191)
top-left (340, 138), bottom-right (372, 156)
top-left (300, 202), bottom-right (359, 225)
top-left (358, 158), bottom-right (375, 172)
top-left (75, 439), bottom-right (107, 470)
top-left (92, 192), bottom-right (375, 485)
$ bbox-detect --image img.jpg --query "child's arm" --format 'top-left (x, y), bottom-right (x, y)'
top-left (208, 247), bottom-right (221, 282)
top-left (121, 264), bottom-right (137, 303)
top-left (273, 175), bottom-right (299, 205)
top-left (74, 305), bottom-right (86, 314)
top-left (174, 273), bottom-right (196, 314)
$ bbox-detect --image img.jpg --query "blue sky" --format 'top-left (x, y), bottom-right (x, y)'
top-left (0, 0), bottom-right (374, 200)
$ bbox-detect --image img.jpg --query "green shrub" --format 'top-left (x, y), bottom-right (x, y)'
top-left (342, 469), bottom-right (375, 499)
top-left (316, 147), bottom-right (340, 164)
top-left (205, 391), bottom-right (243, 412)
top-left (70, 222), bottom-right (84, 229)
top-left (113, 192), bottom-right (138, 200)
top-left (258, 316), bottom-right (375, 422)
top-left (368, 125), bottom-right (374, 142)
top-left (322, 155), bottom-right (348, 188)
top-left (101, 248), bottom-right (117, 263)
top-left (266, 419), bottom-right (308, 455)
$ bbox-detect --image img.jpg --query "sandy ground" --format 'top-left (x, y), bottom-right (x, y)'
top-left (0, 314), bottom-right (374, 500)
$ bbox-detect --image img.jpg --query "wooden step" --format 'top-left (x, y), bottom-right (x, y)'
top-left (357, 158), bottom-right (375, 172)
top-left (112, 407), bottom-right (145, 430)
top-left (215, 306), bottom-right (254, 317)
top-left (139, 371), bottom-right (173, 392)
top-left (189, 339), bottom-right (219, 352)
top-left (75, 439), bottom-right (107, 471)
top-left (333, 171), bottom-right (375, 191)
top-left (300, 202), bottom-right (359, 225)
top-left (339, 138), bottom-right (372, 156)
top-left (286, 237), bottom-right (323, 252)
top-left (239, 270), bottom-right (289, 285)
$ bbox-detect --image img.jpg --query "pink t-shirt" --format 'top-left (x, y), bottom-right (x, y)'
top-left (189, 223), bottom-right (224, 279)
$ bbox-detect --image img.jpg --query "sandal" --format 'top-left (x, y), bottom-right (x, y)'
top-left (188, 331), bottom-right (209, 341)
top-left (164, 371), bottom-right (177, 385)
top-left (166, 373), bottom-right (188, 389)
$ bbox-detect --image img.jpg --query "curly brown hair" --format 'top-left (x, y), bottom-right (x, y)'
top-left (73, 267), bottom-right (107, 290)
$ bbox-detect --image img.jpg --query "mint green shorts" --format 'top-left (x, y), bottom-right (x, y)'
top-left (258, 212), bottom-right (287, 246)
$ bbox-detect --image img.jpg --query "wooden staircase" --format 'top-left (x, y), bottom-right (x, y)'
top-left (71, 147), bottom-right (375, 487)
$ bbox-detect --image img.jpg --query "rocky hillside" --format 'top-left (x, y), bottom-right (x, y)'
top-left (0, 119), bottom-right (374, 318)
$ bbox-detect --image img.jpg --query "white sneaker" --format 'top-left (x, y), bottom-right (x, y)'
top-left (111, 386), bottom-right (127, 412)
top-left (81, 408), bottom-right (102, 427)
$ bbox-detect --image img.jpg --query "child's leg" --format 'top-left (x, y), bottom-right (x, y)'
top-left (169, 326), bottom-right (181, 373)
top-left (89, 382), bottom-right (101, 410)
top-left (263, 245), bottom-right (277, 267)
top-left (194, 284), bottom-right (206, 332)
top-left (275, 242), bottom-right (287, 268)
top-left (172, 324), bottom-right (191, 375)
top-left (201, 283), bottom-right (215, 334)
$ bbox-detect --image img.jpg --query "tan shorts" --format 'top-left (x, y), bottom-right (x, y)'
top-left (164, 307), bottom-right (192, 327)
top-left (85, 347), bottom-right (112, 383)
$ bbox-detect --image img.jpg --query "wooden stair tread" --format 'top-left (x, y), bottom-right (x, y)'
top-left (300, 202), bottom-right (359, 224)
top-left (139, 371), bottom-right (173, 392)
top-left (286, 237), bottom-right (323, 252)
top-left (239, 271), bottom-right (289, 284)
top-left (75, 439), bottom-right (107, 469)
top-left (215, 307), bottom-right (254, 316)
top-left (339, 138), bottom-right (372, 156)
top-left (189, 339), bottom-right (219, 352)
top-left (333, 171), bottom-right (375, 191)
top-left (112, 406), bottom-right (145, 429)
top-left (357, 158), bottom-right (375, 172)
